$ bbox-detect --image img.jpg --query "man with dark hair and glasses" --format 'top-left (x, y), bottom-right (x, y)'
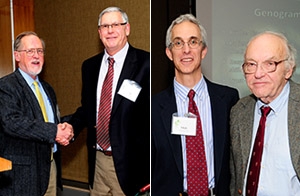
top-left (230, 31), bottom-right (300, 196)
top-left (0, 31), bottom-right (74, 195)
top-left (151, 13), bottom-right (239, 196)
top-left (68, 6), bottom-right (150, 196)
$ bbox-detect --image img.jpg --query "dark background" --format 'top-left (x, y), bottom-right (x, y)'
top-left (151, 0), bottom-right (195, 95)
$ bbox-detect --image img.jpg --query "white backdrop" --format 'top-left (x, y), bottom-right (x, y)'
top-left (196, 0), bottom-right (300, 97)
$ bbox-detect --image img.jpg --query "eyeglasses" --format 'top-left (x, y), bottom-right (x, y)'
top-left (242, 58), bottom-right (288, 74)
top-left (169, 38), bottom-right (202, 50)
top-left (98, 22), bottom-right (127, 30)
top-left (17, 48), bottom-right (44, 57)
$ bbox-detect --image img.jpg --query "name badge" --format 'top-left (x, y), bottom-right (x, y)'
top-left (117, 79), bottom-right (142, 102)
top-left (171, 113), bottom-right (197, 136)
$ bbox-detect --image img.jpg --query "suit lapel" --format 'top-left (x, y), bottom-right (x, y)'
top-left (161, 86), bottom-right (184, 177)
top-left (89, 53), bottom-right (104, 126)
top-left (206, 80), bottom-right (227, 183)
top-left (15, 70), bottom-right (45, 121)
top-left (111, 45), bottom-right (138, 115)
top-left (40, 81), bottom-right (58, 123)
top-left (287, 81), bottom-right (300, 176)
top-left (240, 96), bottom-right (256, 179)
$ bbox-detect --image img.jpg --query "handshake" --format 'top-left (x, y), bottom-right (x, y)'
top-left (56, 122), bottom-right (74, 146)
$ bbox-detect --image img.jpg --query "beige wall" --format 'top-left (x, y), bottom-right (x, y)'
top-left (34, 0), bottom-right (150, 183)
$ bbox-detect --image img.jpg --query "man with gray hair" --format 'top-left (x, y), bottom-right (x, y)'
top-left (151, 13), bottom-right (239, 196)
top-left (69, 6), bottom-right (150, 196)
top-left (230, 31), bottom-right (300, 196)
top-left (0, 31), bottom-right (74, 196)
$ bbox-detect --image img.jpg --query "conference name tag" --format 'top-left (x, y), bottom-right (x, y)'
top-left (171, 113), bottom-right (197, 136)
top-left (118, 79), bottom-right (142, 102)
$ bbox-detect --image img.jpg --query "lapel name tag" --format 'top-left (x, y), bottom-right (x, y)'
top-left (171, 113), bottom-right (197, 136)
top-left (118, 79), bottom-right (142, 102)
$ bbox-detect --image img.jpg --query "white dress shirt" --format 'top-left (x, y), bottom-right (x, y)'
top-left (96, 42), bottom-right (129, 151)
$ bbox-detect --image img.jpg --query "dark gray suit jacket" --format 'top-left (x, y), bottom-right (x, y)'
top-left (230, 80), bottom-right (300, 195)
top-left (151, 77), bottom-right (239, 196)
top-left (0, 69), bottom-right (61, 196)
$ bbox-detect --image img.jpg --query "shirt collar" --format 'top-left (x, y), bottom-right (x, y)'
top-left (104, 42), bottom-right (129, 65)
top-left (174, 74), bottom-right (206, 101)
top-left (257, 81), bottom-right (290, 114)
top-left (19, 68), bottom-right (40, 87)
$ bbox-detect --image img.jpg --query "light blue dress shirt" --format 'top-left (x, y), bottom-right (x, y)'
top-left (19, 68), bottom-right (57, 152)
top-left (173, 75), bottom-right (215, 192)
top-left (243, 82), bottom-right (300, 195)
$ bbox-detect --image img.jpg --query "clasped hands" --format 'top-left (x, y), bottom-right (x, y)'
top-left (56, 122), bottom-right (74, 146)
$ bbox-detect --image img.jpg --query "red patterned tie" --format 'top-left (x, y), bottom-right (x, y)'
top-left (186, 89), bottom-right (209, 196)
top-left (96, 57), bottom-right (114, 150)
top-left (246, 106), bottom-right (271, 196)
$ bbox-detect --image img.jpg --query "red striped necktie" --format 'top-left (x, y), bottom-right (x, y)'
top-left (96, 57), bottom-right (114, 150)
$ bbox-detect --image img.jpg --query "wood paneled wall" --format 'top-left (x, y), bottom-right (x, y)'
top-left (0, 0), bottom-right (13, 77)
top-left (13, 0), bottom-right (34, 35)
top-left (0, 0), bottom-right (34, 77)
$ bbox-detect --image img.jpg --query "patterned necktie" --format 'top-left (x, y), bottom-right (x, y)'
top-left (33, 81), bottom-right (48, 122)
top-left (186, 89), bottom-right (209, 196)
top-left (246, 106), bottom-right (271, 196)
top-left (96, 57), bottom-right (114, 150)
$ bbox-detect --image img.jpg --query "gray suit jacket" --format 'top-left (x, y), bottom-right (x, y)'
top-left (0, 69), bottom-right (60, 196)
top-left (230, 80), bottom-right (300, 195)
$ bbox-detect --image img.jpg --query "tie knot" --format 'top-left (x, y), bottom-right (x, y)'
top-left (188, 89), bottom-right (195, 100)
top-left (108, 57), bottom-right (115, 67)
top-left (261, 106), bottom-right (271, 117)
top-left (33, 81), bottom-right (38, 87)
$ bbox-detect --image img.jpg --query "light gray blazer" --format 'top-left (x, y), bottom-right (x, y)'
top-left (230, 80), bottom-right (300, 195)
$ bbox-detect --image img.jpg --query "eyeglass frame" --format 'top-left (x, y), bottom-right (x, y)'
top-left (242, 58), bottom-right (289, 74)
top-left (98, 22), bottom-right (127, 30)
top-left (17, 48), bottom-right (45, 57)
top-left (169, 37), bottom-right (203, 50)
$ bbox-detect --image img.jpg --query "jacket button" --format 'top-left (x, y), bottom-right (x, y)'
top-left (238, 189), bottom-right (242, 195)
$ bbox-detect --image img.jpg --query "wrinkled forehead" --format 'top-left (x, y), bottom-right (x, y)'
top-left (246, 34), bottom-right (286, 60)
